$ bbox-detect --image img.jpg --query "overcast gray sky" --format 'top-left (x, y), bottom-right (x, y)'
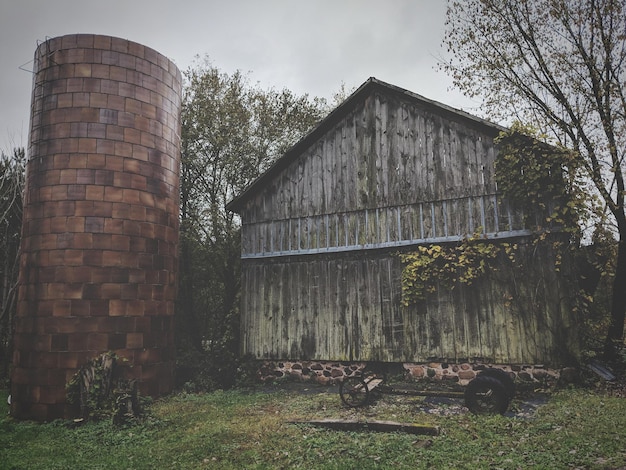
top-left (0, 0), bottom-right (479, 152)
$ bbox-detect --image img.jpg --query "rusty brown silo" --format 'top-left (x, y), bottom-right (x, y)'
top-left (11, 34), bottom-right (182, 421)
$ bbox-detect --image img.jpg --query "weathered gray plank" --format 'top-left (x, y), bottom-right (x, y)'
top-left (289, 419), bottom-right (440, 436)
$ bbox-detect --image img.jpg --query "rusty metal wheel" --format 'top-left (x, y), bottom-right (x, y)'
top-left (339, 375), bottom-right (370, 407)
top-left (464, 375), bottom-right (509, 414)
top-left (479, 368), bottom-right (516, 400)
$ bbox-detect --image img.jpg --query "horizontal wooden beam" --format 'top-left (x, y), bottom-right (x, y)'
top-left (239, 192), bottom-right (555, 259)
top-left (241, 229), bottom-right (532, 259)
top-left (289, 419), bottom-right (440, 435)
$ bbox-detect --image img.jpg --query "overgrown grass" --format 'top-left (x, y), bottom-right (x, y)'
top-left (1, 386), bottom-right (625, 469)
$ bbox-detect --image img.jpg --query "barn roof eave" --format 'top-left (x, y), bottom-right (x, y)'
top-left (225, 77), bottom-right (506, 213)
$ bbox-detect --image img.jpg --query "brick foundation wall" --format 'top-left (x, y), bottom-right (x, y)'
top-left (11, 34), bottom-right (181, 421)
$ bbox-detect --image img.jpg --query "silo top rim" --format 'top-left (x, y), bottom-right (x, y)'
top-left (34, 33), bottom-right (181, 81)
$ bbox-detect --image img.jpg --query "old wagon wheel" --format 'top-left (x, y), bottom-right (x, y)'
top-left (479, 368), bottom-right (516, 399)
top-left (464, 375), bottom-right (509, 414)
top-left (339, 375), bottom-right (370, 407)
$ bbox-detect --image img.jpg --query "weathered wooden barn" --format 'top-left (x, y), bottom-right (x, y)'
top-left (226, 78), bottom-right (579, 367)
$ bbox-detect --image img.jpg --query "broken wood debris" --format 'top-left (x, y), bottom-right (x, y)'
top-left (288, 418), bottom-right (440, 436)
top-left (588, 360), bottom-right (617, 381)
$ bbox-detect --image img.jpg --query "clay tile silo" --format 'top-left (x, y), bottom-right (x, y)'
top-left (11, 34), bottom-right (182, 421)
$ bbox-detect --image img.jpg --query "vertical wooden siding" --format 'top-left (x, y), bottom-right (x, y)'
top-left (239, 91), bottom-right (536, 258)
top-left (237, 87), bottom-right (578, 366)
top-left (241, 92), bottom-right (499, 223)
top-left (240, 194), bottom-right (536, 258)
top-left (240, 243), bottom-right (578, 365)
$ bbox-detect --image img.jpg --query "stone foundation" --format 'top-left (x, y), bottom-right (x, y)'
top-left (259, 360), bottom-right (565, 386)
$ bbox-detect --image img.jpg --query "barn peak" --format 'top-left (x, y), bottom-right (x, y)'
top-left (226, 77), bottom-right (505, 213)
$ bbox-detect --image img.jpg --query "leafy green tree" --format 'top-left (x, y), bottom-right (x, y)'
top-left (177, 57), bottom-right (328, 387)
top-left (442, 0), bottom-right (626, 358)
top-left (0, 148), bottom-right (25, 380)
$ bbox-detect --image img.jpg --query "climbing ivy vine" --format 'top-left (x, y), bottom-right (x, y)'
top-left (400, 123), bottom-right (587, 307)
top-left (494, 122), bottom-right (587, 236)
top-left (400, 234), bottom-right (516, 306)
top-left (495, 123), bottom-right (590, 299)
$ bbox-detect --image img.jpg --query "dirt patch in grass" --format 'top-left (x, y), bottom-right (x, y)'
top-left (258, 378), bottom-right (551, 419)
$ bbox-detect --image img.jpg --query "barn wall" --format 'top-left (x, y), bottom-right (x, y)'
top-left (240, 241), bottom-right (579, 366)
top-left (241, 91), bottom-right (500, 224)
top-left (239, 90), bottom-right (537, 259)
top-left (236, 85), bottom-right (578, 367)
top-left (240, 194), bottom-right (531, 259)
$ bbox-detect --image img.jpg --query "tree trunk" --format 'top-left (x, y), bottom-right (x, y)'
top-left (177, 233), bottom-right (203, 352)
top-left (605, 237), bottom-right (626, 360)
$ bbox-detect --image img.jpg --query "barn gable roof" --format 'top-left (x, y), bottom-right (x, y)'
top-left (226, 77), bottom-right (505, 213)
